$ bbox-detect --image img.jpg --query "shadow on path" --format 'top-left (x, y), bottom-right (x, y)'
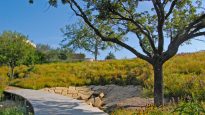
top-left (5, 89), bottom-right (107, 115)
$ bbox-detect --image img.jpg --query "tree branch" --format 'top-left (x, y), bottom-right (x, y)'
top-left (163, 30), bottom-right (205, 63)
top-left (135, 33), bottom-right (152, 57)
top-left (186, 14), bottom-right (205, 33)
top-left (106, 5), bottom-right (157, 53)
top-left (187, 32), bottom-right (205, 40)
top-left (165, 0), bottom-right (177, 20)
top-left (152, 0), bottom-right (161, 19)
top-left (163, 13), bottom-right (205, 62)
top-left (152, 0), bottom-right (165, 54)
top-left (68, 0), bottom-right (152, 63)
top-left (194, 38), bottom-right (205, 43)
top-left (189, 23), bottom-right (205, 35)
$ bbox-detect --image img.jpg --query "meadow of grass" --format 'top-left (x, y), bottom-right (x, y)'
top-left (0, 51), bottom-right (204, 100)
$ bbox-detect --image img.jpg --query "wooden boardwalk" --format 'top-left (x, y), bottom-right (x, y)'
top-left (5, 89), bottom-right (107, 115)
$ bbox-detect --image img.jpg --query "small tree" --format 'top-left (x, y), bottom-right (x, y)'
top-left (105, 52), bottom-right (116, 60)
top-left (0, 31), bottom-right (36, 79)
top-left (61, 20), bottom-right (119, 60)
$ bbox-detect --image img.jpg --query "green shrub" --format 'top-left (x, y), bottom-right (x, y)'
top-left (173, 101), bottom-right (205, 115)
top-left (0, 106), bottom-right (30, 115)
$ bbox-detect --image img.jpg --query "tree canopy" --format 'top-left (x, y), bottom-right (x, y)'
top-left (0, 31), bottom-right (36, 78)
top-left (61, 20), bottom-right (118, 60)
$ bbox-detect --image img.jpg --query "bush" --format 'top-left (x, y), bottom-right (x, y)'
top-left (0, 76), bottom-right (8, 91)
top-left (105, 52), bottom-right (116, 60)
top-left (0, 106), bottom-right (30, 115)
top-left (173, 101), bottom-right (205, 115)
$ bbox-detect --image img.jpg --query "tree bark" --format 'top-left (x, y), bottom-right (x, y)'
top-left (94, 40), bottom-right (98, 61)
top-left (94, 47), bottom-right (98, 61)
top-left (153, 63), bottom-right (164, 107)
top-left (10, 66), bottom-right (15, 79)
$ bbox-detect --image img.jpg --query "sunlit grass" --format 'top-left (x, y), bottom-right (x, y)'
top-left (0, 52), bottom-right (204, 100)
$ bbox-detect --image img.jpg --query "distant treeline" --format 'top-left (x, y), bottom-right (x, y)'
top-left (35, 44), bottom-right (86, 64)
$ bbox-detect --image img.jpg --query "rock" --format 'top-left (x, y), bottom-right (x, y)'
top-left (114, 97), bottom-right (154, 110)
top-left (92, 85), bottom-right (106, 91)
top-left (88, 102), bottom-right (93, 106)
top-left (93, 91), bottom-right (101, 97)
top-left (39, 85), bottom-right (147, 111)
top-left (78, 90), bottom-right (93, 94)
top-left (48, 90), bottom-right (55, 94)
top-left (87, 85), bottom-right (96, 90)
top-left (103, 85), bottom-right (142, 105)
top-left (72, 94), bottom-right (80, 99)
top-left (69, 86), bottom-right (76, 91)
top-left (68, 90), bottom-right (78, 94)
top-left (66, 93), bottom-right (73, 97)
top-left (54, 89), bottom-right (62, 94)
top-left (55, 87), bottom-right (68, 90)
top-left (43, 88), bottom-right (49, 92)
top-left (99, 92), bottom-right (104, 98)
top-left (62, 91), bottom-right (67, 96)
top-left (76, 86), bottom-right (91, 91)
top-left (94, 97), bottom-right (103, 107)
top-left (79, 93), bottom-right (92, 100)
top-left (86, 98), bottom-right (95, 106)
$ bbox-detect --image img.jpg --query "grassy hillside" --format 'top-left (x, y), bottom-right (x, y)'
top-left (0, 52), bottom-right (205, 99)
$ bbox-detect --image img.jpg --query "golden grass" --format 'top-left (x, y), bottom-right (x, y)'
top-left (0, 52), bottom-right (204, 100)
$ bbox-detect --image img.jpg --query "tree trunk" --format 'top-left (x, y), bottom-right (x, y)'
top-left (10, 66), bottom-right (15, 79)
top-left (94, 50), bottom-right (98, 60)
top-left (94, 40), bottom-right (98, 60)
top-left (153, 63), bottom-right (164, 107)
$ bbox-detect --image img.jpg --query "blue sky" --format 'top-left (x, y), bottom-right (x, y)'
top-left (0, 0), bottom-right (205, 60)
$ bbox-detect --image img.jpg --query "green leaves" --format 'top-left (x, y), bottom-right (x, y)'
top-left (61, 20), bottom-right (119, 60)
top-left (0, 31), bottom-right (36, 78)
top-left (173, 101), bottom-right (205, 115)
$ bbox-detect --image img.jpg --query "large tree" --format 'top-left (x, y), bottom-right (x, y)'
top-left (0, 31), bottom-right (36, 79)
top-left (61, 20), bottom-right (118, 60)
top-left (30, 0), bottom-right (205, 106)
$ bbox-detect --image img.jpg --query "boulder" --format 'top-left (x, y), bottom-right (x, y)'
top-left (113, 97), bottom-right (154, 110)
top-left (93, 90), bottom-right (101, 96)
top-left (79, 93), bottom-right (92, 100)
top-left (86, 97), bottom-right (95, 106)
top-left (87, 85), bottom-right (96, 90)
top-left (94, 97), bottom-right (103, 107)
top-left (92, 85), bottom-right (107, 91)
